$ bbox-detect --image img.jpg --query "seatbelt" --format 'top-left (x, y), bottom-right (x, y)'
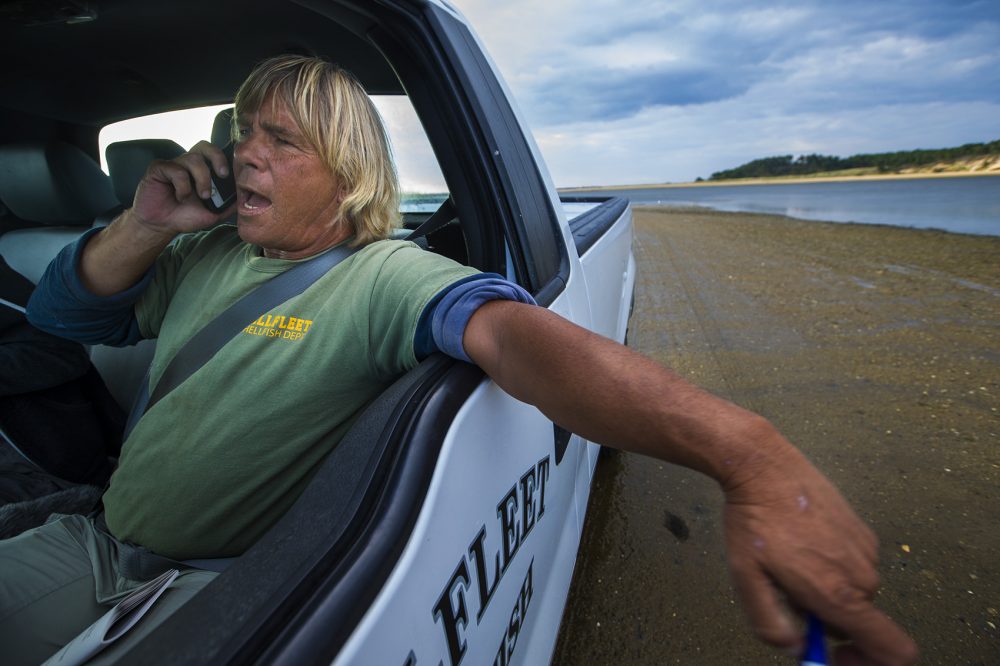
top-left (124, 243), bottom-right (358, 437)
top-left (404, 197), bottom-right (455, 242)
top-left (0, 296), bottom-right (26, 314)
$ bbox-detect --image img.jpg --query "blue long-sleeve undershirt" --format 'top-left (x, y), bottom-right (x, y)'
top-left (414, 272), bottom-right (536, 361)
top-left (26, 227), bottom-right (148, 347)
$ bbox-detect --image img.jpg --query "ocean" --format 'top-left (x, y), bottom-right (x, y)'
top-left (568, 176), bottom-right (1000, 237)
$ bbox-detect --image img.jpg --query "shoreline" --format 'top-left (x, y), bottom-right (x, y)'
top-left (559, 169), bottom-right (1000, 191)
top-left (628, 203), bottom-right (999, 239)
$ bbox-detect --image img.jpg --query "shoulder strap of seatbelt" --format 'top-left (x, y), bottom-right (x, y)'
top-left (123, 243), bottom-right (358, 438)
top-left (404, 197), bottom-right (455, 242)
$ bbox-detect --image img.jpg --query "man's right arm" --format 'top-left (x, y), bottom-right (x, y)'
top-left (26, 142), bottom-right (235, 346)
top-left (77, 208), bottom-right (177, 297)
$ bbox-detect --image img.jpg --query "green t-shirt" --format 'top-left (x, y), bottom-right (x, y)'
top-left (102, 226), bottom-right (477, 559)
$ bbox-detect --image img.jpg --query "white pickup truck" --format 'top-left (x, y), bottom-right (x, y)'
top-left (0, 1), bottom-right (635, 663)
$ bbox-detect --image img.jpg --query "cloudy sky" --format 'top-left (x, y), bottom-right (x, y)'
top-left (450, 0), bottom-right (1000, 186)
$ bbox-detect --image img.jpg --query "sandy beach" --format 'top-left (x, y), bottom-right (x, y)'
top-left (553, 207), bottom-right (999, 664)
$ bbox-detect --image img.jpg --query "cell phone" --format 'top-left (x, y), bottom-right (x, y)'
top-left (205, 141), bottom-right (236, 212)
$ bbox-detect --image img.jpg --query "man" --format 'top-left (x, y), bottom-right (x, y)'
top-left (1, 55), bottom-right (917, 664)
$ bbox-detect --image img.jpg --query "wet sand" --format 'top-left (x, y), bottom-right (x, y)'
top-left (553, 207), bottom-right (999, 664)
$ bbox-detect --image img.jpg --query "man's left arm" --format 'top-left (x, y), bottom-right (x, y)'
top-left (463, 299), bottom-right (918, 666)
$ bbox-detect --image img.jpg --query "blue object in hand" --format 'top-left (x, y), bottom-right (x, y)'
top-left (801, 614), bottom-right (827, 666)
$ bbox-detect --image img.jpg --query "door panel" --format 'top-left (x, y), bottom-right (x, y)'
top-left (337, 302), bottom-right (590, 666)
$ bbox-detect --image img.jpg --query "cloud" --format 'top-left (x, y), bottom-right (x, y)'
top-left (451, 0), bottom-right (1000, 185)
top-left (532, 99), bottom-right (1000, 185)
top-left (765, 24), bottom-right (1000, 112)
top-left (525, 66), bottom-right (754, 122)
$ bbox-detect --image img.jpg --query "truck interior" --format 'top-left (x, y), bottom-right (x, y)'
top-left (0, 0), bottom-right (572, 661)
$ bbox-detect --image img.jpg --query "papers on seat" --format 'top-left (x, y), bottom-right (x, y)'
top-left (43, 568), bottom-right (179, 666)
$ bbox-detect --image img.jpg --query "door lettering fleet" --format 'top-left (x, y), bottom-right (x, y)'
top-left (427, 455), bottom-right (551, 666)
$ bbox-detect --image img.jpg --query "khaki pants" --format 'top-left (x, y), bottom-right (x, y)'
top-left (0, 514), bottom-right (217, 665)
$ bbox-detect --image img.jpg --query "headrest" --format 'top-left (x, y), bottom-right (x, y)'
top-left (105, 139), bottom-right (186, 206)
top-left (212, 108), bottom-right (235, 147)
top-left (0, 142), bottom-right (118, 225)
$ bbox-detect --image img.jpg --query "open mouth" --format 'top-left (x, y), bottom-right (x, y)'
top-left (238, 186), bottom-right (273, 214)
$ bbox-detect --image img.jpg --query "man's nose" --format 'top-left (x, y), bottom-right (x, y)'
top-left (234, 132), bottom-right (264, 171)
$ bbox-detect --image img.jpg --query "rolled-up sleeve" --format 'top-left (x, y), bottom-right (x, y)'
top-left (414, 273), bottom-right (536, 362)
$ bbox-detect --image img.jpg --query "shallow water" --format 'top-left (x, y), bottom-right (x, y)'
top-left (573, 177), bottom-right (1000, 236)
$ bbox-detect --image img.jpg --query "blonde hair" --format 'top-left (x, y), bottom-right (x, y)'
top-left (233, 55), bottom-right (400, 246)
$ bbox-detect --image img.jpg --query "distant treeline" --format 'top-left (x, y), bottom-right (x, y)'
top-left (708, 139), bottom-right (1000, 180)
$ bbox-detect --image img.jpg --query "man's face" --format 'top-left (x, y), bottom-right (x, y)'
top-left (233, 92), bottom-right (350, 259)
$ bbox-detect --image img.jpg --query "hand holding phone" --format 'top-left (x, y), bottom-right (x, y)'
top-left (204, 141), bottom-right (236, 212)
